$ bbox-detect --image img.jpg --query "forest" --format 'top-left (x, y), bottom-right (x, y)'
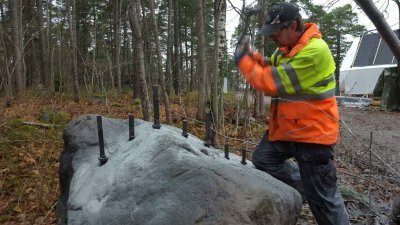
top-left (0, 0), bottom-right (366, 124)
top-left (0, 0), bottom-right (399, 224)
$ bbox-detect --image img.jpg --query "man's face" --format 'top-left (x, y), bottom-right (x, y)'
top-left (269, 21), bottom-right (298, 48)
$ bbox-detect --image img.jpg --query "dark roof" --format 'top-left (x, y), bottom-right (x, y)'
top-left (351, 31), bottom-right (399, 67)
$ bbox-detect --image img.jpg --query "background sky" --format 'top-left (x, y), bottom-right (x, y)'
top-left (226, 0), bottom-right (399, 49)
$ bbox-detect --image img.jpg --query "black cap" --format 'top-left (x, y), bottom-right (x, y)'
top-left (258, 2), bottom-right (300, 36)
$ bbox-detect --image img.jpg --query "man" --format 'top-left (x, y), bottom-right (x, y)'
top-left (235, 2), bottom-right (350, 225)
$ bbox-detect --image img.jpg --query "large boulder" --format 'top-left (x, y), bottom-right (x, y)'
top-left (58, 115), bottom-right (302, 225)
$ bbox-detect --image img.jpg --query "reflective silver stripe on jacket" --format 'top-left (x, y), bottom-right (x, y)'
top-left (279, 88), bottom-right (336, 101)
top-left (271, 66), bottom-right (287, 95)
top-left (313, 75), bottom-right (335, 87)
top-left (272, 50), bottom-right (285, 66)
top-left (282, 63), bottom-right (302, 93)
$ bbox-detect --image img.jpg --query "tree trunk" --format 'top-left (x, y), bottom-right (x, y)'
top-left (68, 0), bottom-right (80, 102)
top-left (76, 0), bottom-right (89, 87)
top-left (179, 31), bottom-right (185, 92)
top-left (395, 0), bottom-right (400, 75)
top-left (122, 13), bottom-right (129, 81)
top-left (190, 37), bottom-right (195, 91)
top-left (195, 0), bottom-right (207, 121)
top-left (140, 2), bottom-right (152, 86)
top-left (57, 14), bottom-right (66, 93)
top-left (173, 0), bottom-right (181, 95)
top-left (128, 5), bottom-right (140, 99)
top-left (23, 0), bottom-right (37, 88)
top-left (92, 0), bottom-right (98, 95)
top-left (10, 0), bottom-right (25, 95)
top-left (241, 83), bottom-right (251, 137)
top-left (148, 0), bottom-right (172, 124)
top-left (0, 3), bottom-right (12, 98)
top-left (36, 0), bottom-right (51, 94)
top-left (184, 14), bottom-right (189, 93)
top-left (218, 0), bottom-right (227, 128)
top-left (47, 0), bottom-right (54, 94)
top-left (355, 0), bottom-right (400, 61)
top-left (113, 0), bottom-right (122, 91)
top-left (256, 0), bottom-right (266, 117)
top-left (166, 0), bottom-right (173, 95)
top-left (178, 31), bottom-right (186, 93)
top-left (129, 0), bottom-right (150, 121)
top-left (212, 0), bottom-right (222, 130)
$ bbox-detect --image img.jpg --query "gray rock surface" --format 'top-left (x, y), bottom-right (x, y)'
top-left (58, 115), bottom-right (302, 225)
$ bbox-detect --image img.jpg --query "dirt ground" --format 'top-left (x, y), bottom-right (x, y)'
top-left (297, 106), bottom-right (400, 225)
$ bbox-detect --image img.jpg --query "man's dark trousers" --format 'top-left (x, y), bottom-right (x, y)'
top-left (252, 132), bottom-right (350, 225)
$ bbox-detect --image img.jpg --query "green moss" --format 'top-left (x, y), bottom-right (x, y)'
top-left (93, 94), bottom-right (107, 100)
top-left (119, 87), bottom-right (131, 95)
top-left (55, 111), bottom-right (72, 125)
top-left (250, 121), bottom-right (263, 129)
top-left (223, 92), bottom-right (237, 103)
top-left (0, 119), bottom-right (40, 151)
top-left (6, 119), bottom-right (23, 128)
top-left (183, 91), bottom-right (198, 102)
top-left (111, 103), bottom-right (124, 108)
top-left (0, 143), bottom-right (11, 153)
top-left (193, 120), bottom-right (203, 126)
top-left (132, 98), bottom-right (141, 107)
top-left (339, 185), bottom-right (368, 205)
top-left (8, 125), bottom-right (39, 140)
top-left (38, 110), bottom-right (71, 125)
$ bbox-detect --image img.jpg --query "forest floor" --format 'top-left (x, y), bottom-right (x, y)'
top-left (0, 91), bottom-right (399, 225)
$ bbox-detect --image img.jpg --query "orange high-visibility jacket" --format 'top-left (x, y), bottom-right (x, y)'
top-left (238, 23), bottom-right (339, 144)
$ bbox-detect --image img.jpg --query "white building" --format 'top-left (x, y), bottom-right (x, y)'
top-left (339, 32), bottom-right (397, 96)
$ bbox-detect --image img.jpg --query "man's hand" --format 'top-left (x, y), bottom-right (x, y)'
top-left (251, 51), bottom-right (272, 67)
top-left (235, 35), bottom-right (252, 65)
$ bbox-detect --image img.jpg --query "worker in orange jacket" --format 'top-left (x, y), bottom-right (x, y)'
top-left (235, 2), bottom-right (350, 225)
